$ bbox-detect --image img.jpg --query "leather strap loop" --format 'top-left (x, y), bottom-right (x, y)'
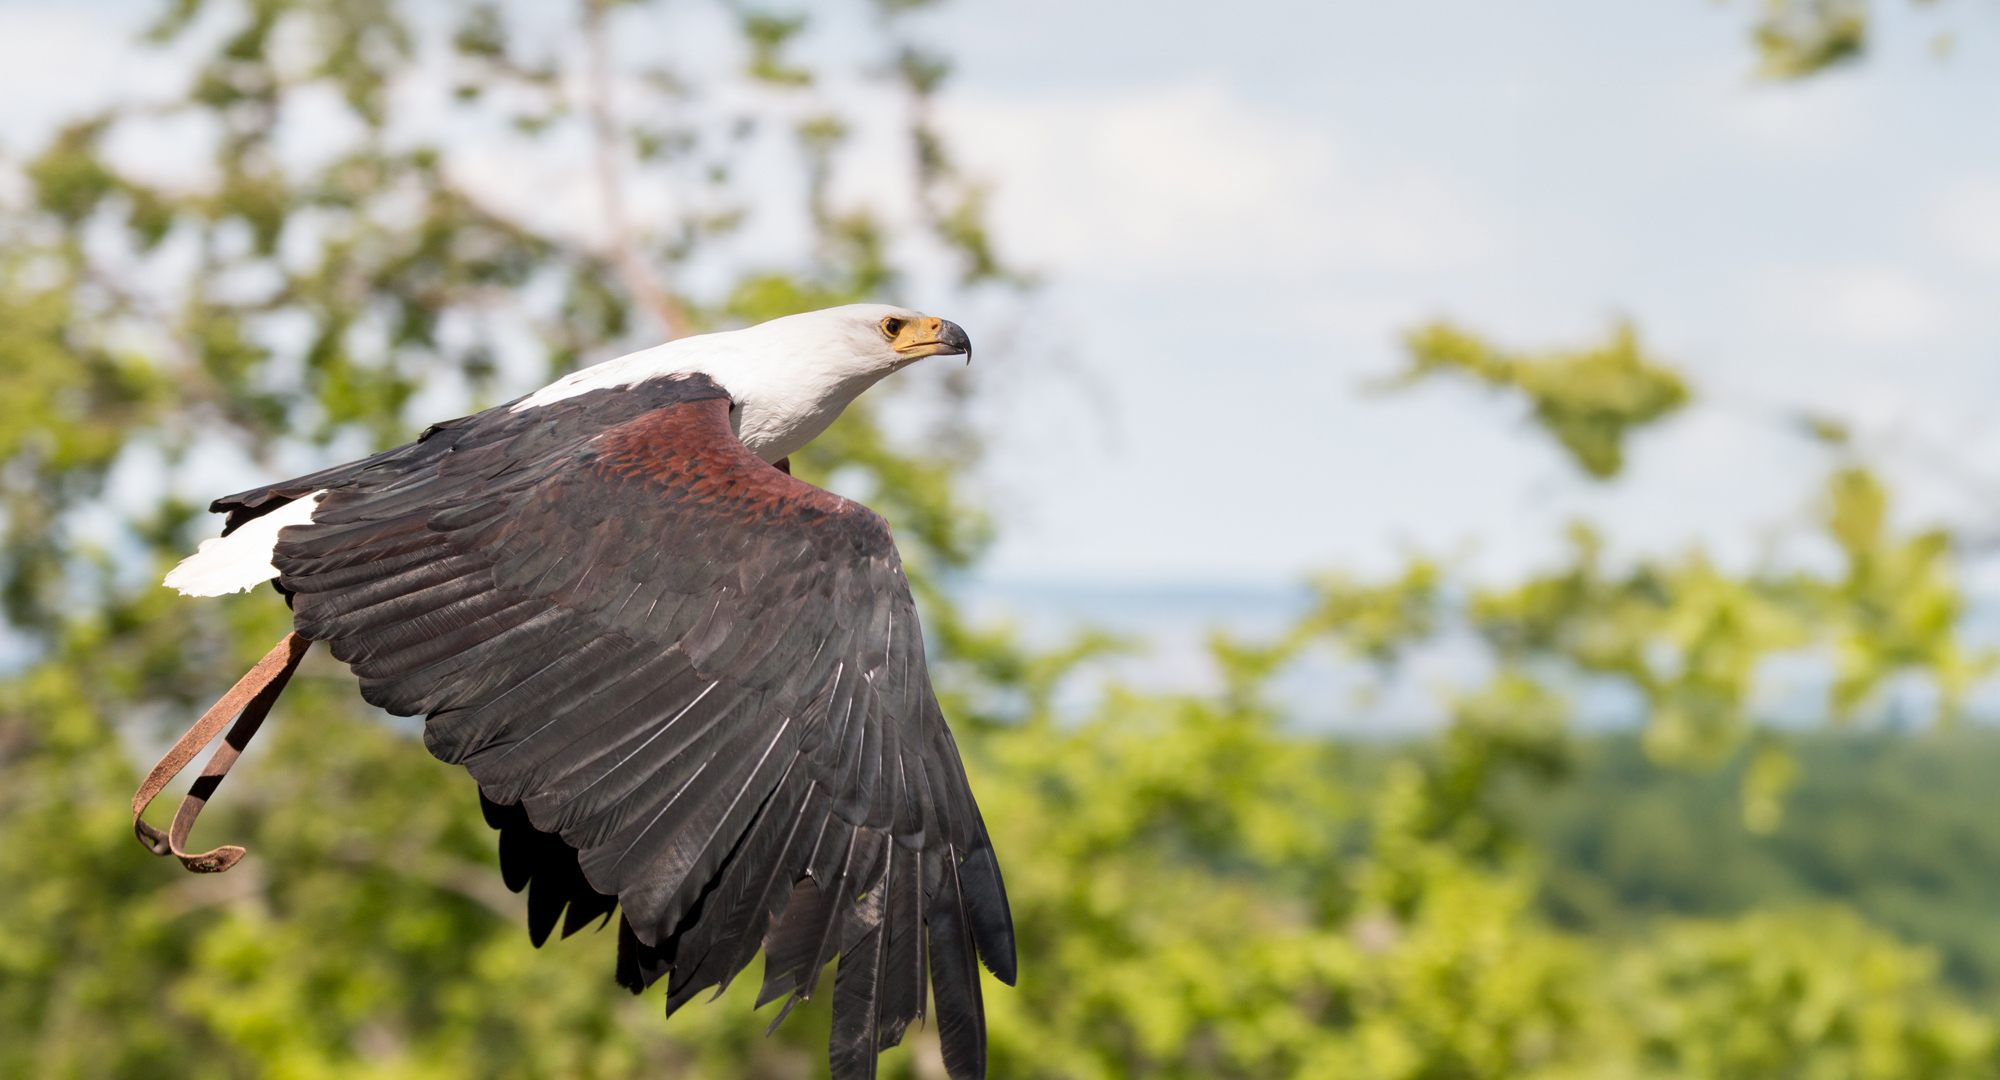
top-left (132, 632), bottom-right (311, 873)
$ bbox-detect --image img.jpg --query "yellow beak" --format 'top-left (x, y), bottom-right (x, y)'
top-left (891, 316), bottom-right (973, 364)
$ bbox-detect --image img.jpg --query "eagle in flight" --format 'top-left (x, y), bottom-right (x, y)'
top-left (142, 305), bottom-right (1014, 1080)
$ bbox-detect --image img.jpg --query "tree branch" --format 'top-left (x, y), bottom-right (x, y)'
top-left (583, 0), bottom-right (691, 339)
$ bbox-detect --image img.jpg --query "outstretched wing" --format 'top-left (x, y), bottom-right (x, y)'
top-left (215, 374), bottom-right (1013, 1080)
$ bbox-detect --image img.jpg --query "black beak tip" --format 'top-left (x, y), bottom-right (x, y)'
top-left (940, 319), bottom-right (972, 365)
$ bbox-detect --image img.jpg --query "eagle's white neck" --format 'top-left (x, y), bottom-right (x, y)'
top-left (511, 308), bottom-right (916, 462)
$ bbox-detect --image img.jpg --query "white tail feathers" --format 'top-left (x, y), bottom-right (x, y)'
top-left (163, 491), bottom-right (326, 597)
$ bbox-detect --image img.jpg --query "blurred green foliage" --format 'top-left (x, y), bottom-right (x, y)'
top-left (1612, 907), bottom-right (1991, 1080)
top-left (1747, 0), bottom-right (1960, 79)
top-left (1754, 0), bottom-right (1873, 77)
top-left (1, 2), bottom-right (1996, 1079)
top-left (1521, 730), bottom-right (2000, 996)
top-left (1393, 320), bottom-right (1689, 480)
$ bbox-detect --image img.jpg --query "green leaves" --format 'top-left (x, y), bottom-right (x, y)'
top-left (0, 251), bottom-right (169, 633)
top-left (1614, 908), bottom-right (1993, 1079)
top-left (1753, 0), bottom-right (1872, 78)
top-left (1383, 316), bottom-right (1980, 779)
top-left (1395, 320), bottom-right (1690, 479)
top-left (743, 12), bottom-right (814, 87)
top-left (1817, 467), bottom-right (1985, 719)
top-left (1742, 0), bottom-right (1967, 81)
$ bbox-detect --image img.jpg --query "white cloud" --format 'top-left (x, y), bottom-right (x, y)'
top-left (1933, 179), bottom-right (2000, 265)
top-left (0, 3), bottom-right (197, 156)
top-left (0, 8), bottom-right (124, 153)
top-left (941, 83), bottom-right (1490, 279)
top-left (1668, 60), bottom-right (1871, 161)
top-left (0, 8), bottom-right (120, 94)
top-left (1755, 265), bottom-right (1946, 345)
top-left (1823, 268), bottom-right (1946, 343)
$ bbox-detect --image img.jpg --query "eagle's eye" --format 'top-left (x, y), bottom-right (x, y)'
top-left (881, 317), bottom-right (907, 339)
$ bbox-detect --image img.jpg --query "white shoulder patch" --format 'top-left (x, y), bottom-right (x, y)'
top-left (163, 490), bottom-right (327, 597)
top-left (510, 339), bottom-right (721, 413)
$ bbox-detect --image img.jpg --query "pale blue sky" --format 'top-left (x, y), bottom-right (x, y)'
top-left (5, 0), bottom-right (2000, 591)
top-left (920, 0), bottom-right (2000, 586)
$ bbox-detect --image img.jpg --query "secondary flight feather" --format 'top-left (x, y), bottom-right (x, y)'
top-left (142, 305), bottom-right (1014, 1080)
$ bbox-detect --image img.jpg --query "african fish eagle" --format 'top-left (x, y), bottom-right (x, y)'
top-left (144, 305), bottom-right (1013, 1080)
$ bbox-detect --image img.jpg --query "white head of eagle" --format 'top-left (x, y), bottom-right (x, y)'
top-left (515, 303), bottom-right (970, 463)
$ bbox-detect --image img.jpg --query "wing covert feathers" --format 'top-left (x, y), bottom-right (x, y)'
top-left (222, 377), bottom-right (1009, 1080)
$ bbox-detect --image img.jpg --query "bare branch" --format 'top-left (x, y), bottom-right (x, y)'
top-left (583, 0), bottom-right (691, 339)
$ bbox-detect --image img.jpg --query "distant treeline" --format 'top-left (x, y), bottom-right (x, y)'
top-left (1491, 728), bottom-right (2000, 995)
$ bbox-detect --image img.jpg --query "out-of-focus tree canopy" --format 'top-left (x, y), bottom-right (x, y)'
top-left (1389, 319), bottom-right (1985, 830)
top-left (1754, 0), bottom-right (1874, 76)
top-left (1520, 728), bottom-right (2000, 996)
top-left (1391, 320), bottom-right (1689, 480)
top-left (2, 2), bottom-right (1996, 1079)
top-left (1748, 0), bottom-right (1962, 79)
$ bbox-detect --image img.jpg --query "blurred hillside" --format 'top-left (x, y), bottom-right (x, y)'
top-left (1518, 728), bottom-right (2000, 996)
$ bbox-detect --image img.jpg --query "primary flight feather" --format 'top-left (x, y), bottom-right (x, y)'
top-left (154, 304), bottom-right (1013, 1080)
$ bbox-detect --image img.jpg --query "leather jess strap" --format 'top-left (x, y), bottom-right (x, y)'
top-left (132, 632), bottom-right (312, 873)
